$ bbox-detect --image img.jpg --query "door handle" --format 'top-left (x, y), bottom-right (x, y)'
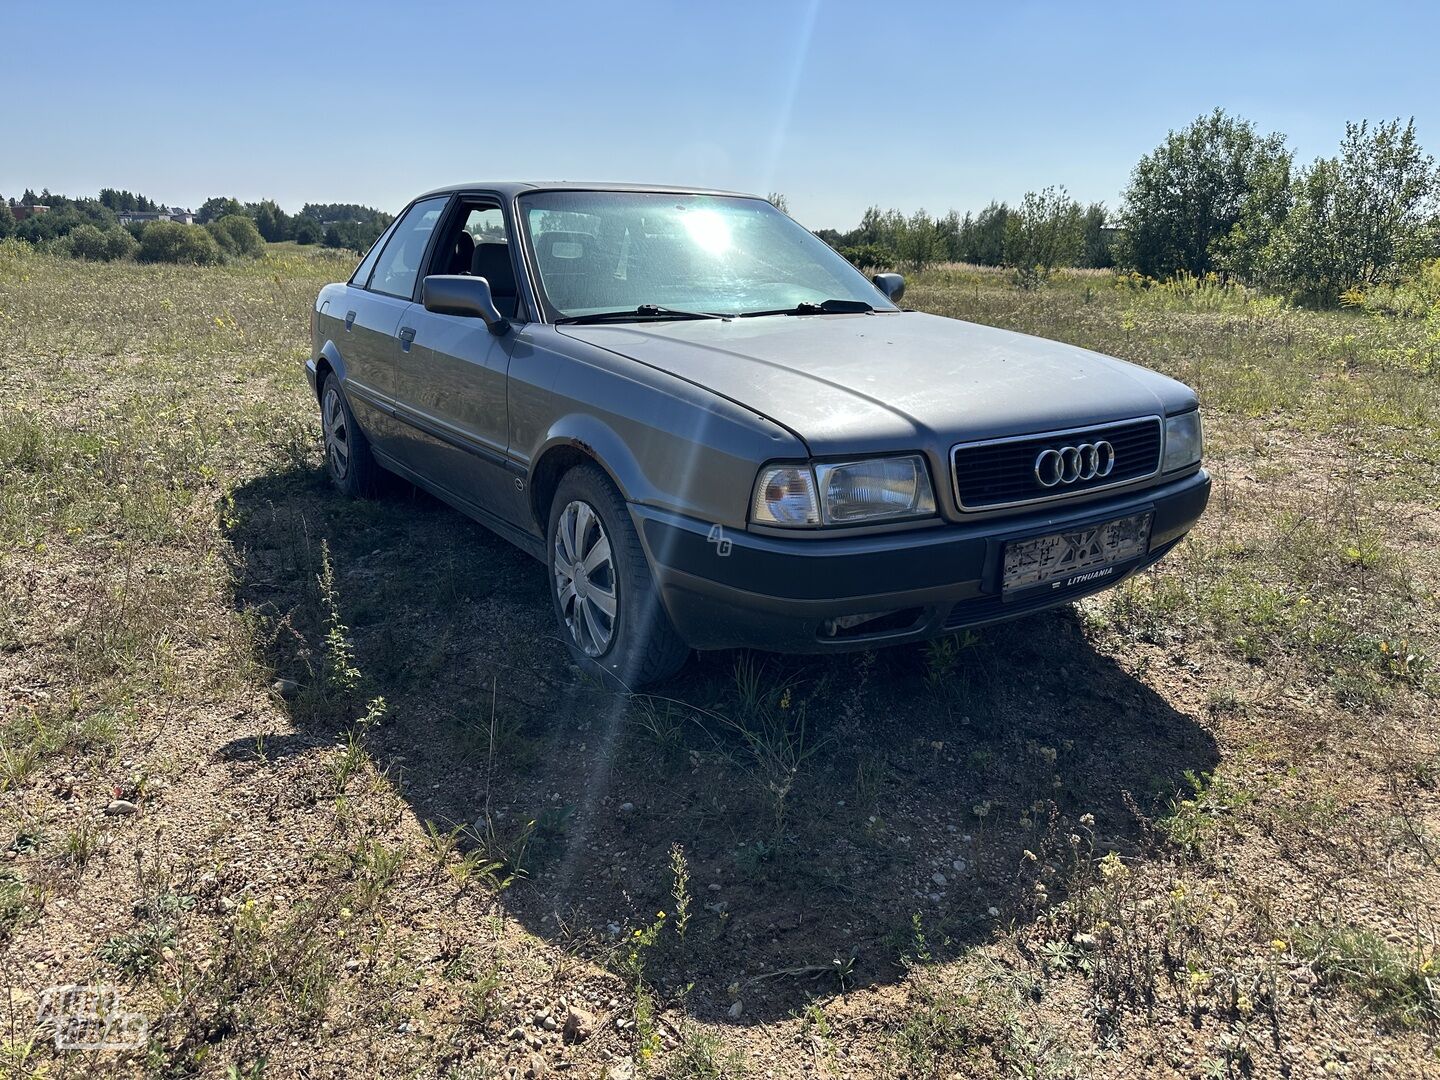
top-left (398, 326), bottom-right (416, 351)
top-left (344, 310), bottom-right (356, 331)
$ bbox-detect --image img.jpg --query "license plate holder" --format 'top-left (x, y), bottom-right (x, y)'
top-left (1001, 511), bottom-right (1153, 599)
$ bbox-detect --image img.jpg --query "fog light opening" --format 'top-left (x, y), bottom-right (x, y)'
top-left (820, 608), bottom-right (924, 640)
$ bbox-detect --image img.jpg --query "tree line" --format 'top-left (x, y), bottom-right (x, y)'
top-left (0, 188), bottom-right (393, 264)
top-left (7, 112), bottom-right (1437, 295)
top-left (815, 193), bottom-right (1115, 286)
top-left (192, 197), bottom-right (393, 250)
top-left (810, 111), bottom-right (1439, 305)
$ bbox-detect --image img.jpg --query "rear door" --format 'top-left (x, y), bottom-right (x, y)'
top-left (341, 195), bottom-right (449, 452)
top-left (391, 200), bottom-right (528, 526)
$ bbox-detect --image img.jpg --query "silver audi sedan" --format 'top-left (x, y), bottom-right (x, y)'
top-left (308, 183), bottom-right (1208, 686)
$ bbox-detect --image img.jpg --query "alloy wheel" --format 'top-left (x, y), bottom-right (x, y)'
top-left (553, 499), bottom-right (618, 657)
top-left (322, 385), bottom-right (350, 480)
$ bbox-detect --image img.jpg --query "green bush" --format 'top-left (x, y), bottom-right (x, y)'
top-left (1259, 119), bottom-right (1439, 306)
top-left (104, 227), bottom-right (138, 262)
top-left (66, 223), bottom-right (110, 260)
top-left (1343, 258), bottom-right (1440, 316)
top-left (840, 243), bottom-right (894, 270)
top-left (65, 224), bottom-right (138, 262)
top-left (206, 213), bottom-right (264, 257)
top-left (137, 221), bottom-right (220, 265)
top-left (293, 217), bottom-right (322, 245)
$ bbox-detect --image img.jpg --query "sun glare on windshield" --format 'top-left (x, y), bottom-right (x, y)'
top-left (679, 207), bottom-right (732, 255)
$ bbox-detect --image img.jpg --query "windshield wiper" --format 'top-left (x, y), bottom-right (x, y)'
top-left (737, 298), bottom-right (875, 318)
top-left (554, 304), bottom-right (731, 325)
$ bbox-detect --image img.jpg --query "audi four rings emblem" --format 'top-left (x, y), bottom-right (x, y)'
top-left (1034, 441), bottom-right (1116, 487)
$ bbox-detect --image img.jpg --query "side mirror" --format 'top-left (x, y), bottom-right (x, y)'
top-left (872, 272), bottom-right (905, 304)
top-left (422, 275), bottom-right (510, 335)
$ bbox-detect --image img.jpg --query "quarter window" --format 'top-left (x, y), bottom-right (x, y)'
top-left (368, 196), bottom-right (448, 299)
top-left (348, 217), bottom-right (399, 287)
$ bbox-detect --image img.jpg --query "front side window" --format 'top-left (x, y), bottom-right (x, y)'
top-left (368, 196), bottom-right (448, 299)
top-left (518, 191), bottom-right (894, 319)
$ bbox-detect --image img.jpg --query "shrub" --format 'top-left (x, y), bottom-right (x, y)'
top-left (1119, 109), bottom-right (1292, 280)
top-left (66, 224), bottom-right (138, 262)
top-left (293, 217), bottom-right (322, 245)
top-left (104, 227), bottom-right (138, 262)
top-left (322, 220), bottom-right (382, 252)
top-left (137, 221), bottom-right (220, 265)
top-left (1260, 119), bottom-right (1439, 306)
top-left (1344, 258), bottom-right (1440, 317)
top-left (1003, 186), bottom-right (1083, 287)
top-left (66, 223), bottom-right (109, 261)
top-left (840, 243), bottom-right (894, 270)
top-left (206, 213), bottom-right (265, 257)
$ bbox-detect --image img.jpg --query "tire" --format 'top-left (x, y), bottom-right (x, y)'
top-left (319, 373), bottom-right (379, 498)
top-left (547, 464), bottom-right (690, 689)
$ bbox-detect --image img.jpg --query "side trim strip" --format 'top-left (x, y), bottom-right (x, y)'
top-left (390, 404), bottom-right (525, 475)
top-left (343, 378), bottom-right (396, 416)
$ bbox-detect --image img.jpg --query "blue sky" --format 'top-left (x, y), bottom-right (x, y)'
top-left (4, 0), bottom-right (1437, 230)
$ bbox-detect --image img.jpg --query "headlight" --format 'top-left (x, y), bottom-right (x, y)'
top-left (751, 455), bottom-right (936, 527)
top-left (1162, 411), bottom-right (1203, 472)
top-left (817, 455), bottom-right (935, 523)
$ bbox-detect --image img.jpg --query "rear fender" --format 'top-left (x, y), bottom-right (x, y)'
top-left (314, 340), bottom-right (349, 398)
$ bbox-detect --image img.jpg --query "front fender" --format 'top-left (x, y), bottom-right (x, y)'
top-left (529, 415), bottom-right (655, 506)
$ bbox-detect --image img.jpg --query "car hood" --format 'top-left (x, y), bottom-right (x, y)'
top-left (557, 311), bottom-right (1197, 455)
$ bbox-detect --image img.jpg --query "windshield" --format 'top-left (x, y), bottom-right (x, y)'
top-left (517, 191), bottom-right (895, 319)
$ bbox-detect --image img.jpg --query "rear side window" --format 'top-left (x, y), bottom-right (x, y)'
top-left (368, 196), bottom-right (449, 299)
top-left (349, 217), bottom-right (399, 287)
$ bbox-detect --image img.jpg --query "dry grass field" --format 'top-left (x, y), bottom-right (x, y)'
top-left (1, 240), bottom-right (1438, 1079)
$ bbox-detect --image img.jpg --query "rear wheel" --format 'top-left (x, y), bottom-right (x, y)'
top-left (319, 374), bottom-right (379, 497)
top-left (547, 464), bottom-right (690, 688)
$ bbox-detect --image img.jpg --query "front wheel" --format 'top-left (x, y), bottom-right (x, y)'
top-left (547, 465), bottom-right (690, 688)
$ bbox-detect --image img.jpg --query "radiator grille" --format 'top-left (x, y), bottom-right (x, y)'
top-left (952, 417), bottom-right (1161, 510)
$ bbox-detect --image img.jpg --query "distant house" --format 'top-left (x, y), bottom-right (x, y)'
top-left (116, 207), bottom-right (196, 226)
top-left (9, 203), bottom-right (48, 221)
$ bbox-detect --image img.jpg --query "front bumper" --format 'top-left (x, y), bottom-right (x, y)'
top-left (635, 468), bottom-right (1210, 652)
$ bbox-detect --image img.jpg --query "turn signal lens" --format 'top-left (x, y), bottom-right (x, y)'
top-left (750, 464), bottom-right (820, 526)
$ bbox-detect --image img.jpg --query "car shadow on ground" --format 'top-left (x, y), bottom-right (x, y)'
top-left (220, 462), bottom-right (1219, 1023)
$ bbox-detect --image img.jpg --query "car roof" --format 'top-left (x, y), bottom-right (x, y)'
top-left (412, 180), bottom-right (762, 202)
